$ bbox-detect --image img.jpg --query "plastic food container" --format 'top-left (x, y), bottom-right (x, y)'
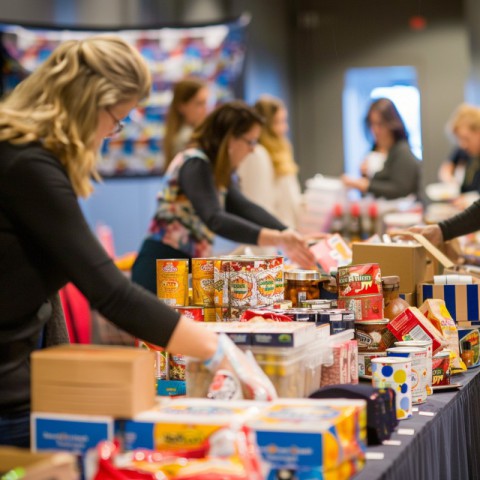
top-left (284, 269), bottom-right (321, 307)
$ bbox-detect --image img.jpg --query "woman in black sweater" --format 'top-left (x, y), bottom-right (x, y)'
top-left (0, 36), bottom-right (268, 447)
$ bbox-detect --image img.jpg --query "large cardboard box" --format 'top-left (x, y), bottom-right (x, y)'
top-left (32, 345), bottom-right (155, 417)
top-left (417, 283), bottom-right (480, 323)
top-left (0, 447), bottom-right (78, 480)
top-left (352, 232), bottom-right (454, 294)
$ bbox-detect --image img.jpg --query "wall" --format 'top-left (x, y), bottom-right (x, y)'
top-left (290, 0), bottom-right (470, 189)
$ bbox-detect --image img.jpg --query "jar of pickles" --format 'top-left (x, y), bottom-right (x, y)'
top-left (284, 269), bottom-right (321, 307)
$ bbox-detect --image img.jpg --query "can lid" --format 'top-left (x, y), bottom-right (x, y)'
top-left (382, 275), bottom-right (400, 286)
top-left (284, 269), bottom-right (320, 281)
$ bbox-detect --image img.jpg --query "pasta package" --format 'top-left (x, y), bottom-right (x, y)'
top-left (419, 299), bottom-right (466, 374)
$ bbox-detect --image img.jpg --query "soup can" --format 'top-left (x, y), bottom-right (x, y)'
top-left (395, 339), bottom-right (433, 395)
top-left (156, 259), bottom-right (189, 306)
top-left (355, 319), bottom-right (390, 352)
top-left (371, 356), bottom-right (412, 420)
top-left (358, 351), bottom-right (387, 378)
top-left (387, 346), bottom-right (428, 404)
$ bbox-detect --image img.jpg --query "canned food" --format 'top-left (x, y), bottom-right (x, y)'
top-left (432, 350), bottom-right (450, 386)
top-left (156, 259), bottom-right (189, 306)
top-left (358, 351), bottom-right (387, 378)
top-left (175, 306), bottom-right (204, 322)
top-left (395, 340), bottom-right (433, 395)
top-left (337, 263), bottom-right (382, 297)
top-left (338, 294), bottom-right (384, 320)
top-left (192, 258), bottom-right (215, 306)
top-left (355, 319), bottom-right (390, 352)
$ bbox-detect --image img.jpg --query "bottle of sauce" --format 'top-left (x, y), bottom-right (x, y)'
top-left (382, 275), bottom-right (409, 320)
top-left (461, 341), bottom-right (474, 368)
top-left (330, 203), bottom-right (345, 236)
top-left (349, 202), bottom-right (363, 243)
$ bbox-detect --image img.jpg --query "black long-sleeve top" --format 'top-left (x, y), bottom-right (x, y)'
top-left (178, 157), bottom-right (286, 243)
top-left (368, 140), bottom-right (422, 200)
top-left (439, 198), bottom-right (480, 241)
top-left (0, 141), bottom-right (180, 412)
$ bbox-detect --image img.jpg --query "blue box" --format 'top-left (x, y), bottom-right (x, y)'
top-left (157, 379), bottom-right (186, 396)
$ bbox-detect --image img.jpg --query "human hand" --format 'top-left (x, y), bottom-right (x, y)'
top-left (206, 334), bottom-right (277, 401)
top-left (278, 228), bottom-right (317, 268)
top-left (406, 224), bottom-right (444, 246)
top-left (341, 174), bottom-right (370, 193)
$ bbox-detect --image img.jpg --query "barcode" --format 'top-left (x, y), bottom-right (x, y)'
top-left (408, 326), bottom-right (431, 342)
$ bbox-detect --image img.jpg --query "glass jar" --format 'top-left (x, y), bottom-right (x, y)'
top-left (284, 269), bottom-right (320, 307)
top-left (382, 275), bottom-right (409, 320)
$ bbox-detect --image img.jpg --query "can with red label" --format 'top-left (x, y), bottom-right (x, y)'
top-left (175, 306), bottom-right (205, 322)
top-left (432, 350), bottom-right (451, 386)
top-left (338, 294), bottom-right (384, 320)
top-left (337, 263), bottom-right (382, 297)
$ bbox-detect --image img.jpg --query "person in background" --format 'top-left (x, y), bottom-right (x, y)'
top-left (342, 97), bottom-right (422, 201)
top-left (162, 77), bottom-right (209, 168)
top-left (237, 95), bottom-right (302, 229)
top-left (0, 36), bottom-right (267, 448)
top-left (439, 104), bottom-right (480, 208)
top-left (438, 146), bottom-right (470, 186)
top-left (132, 100), bottom-right (315, 293)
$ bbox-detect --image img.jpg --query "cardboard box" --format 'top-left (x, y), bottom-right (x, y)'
top-left (352, 232), bottom-right (454, 294)
top-left (417, 283), bottom-right (480, 322)
top-left (32, 345), bottom-right (156, 417)
top-left (0, 447), bottom-right (78, 480)
top-left (400, 292), bottom-right (416, 306)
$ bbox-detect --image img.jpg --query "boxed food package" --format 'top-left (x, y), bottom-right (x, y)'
top-left (248, 398), bottom-right (366, 474)
top-left (31, 345), bottom-right (155, 417)
top-left (309, 234), bottom-right (352, 273)
top-left (0, 447), bottom-right (78, 480)
top-left (352, 232), bottom-right (454, 294)
top-left (120, 398), bottom-right (263, 451)
top-left (384, 307), bottom-right (447, 354)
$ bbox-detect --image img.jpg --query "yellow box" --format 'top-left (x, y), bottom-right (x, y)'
top-left (32, 345), bottom-right (155, 417)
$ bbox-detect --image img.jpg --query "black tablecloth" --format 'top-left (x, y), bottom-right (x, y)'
top-left (354, 368), bottom-right (480, 480)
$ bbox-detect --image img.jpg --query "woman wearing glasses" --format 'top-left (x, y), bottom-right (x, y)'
top-left (0, 37), bottom-right (275, 447)
top-left (132, 101), bottom-right (315, 293)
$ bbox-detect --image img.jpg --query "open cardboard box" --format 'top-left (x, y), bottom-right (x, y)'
top-left (0, 448), bottom-right (78, 480)
top-left (352, 231), bottom-right (455, 294)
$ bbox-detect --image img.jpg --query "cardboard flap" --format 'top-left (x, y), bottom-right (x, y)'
top-left (390, 230), bottom-right (455, 269)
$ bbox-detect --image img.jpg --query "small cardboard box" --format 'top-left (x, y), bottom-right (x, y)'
top-left (352, 232), bottom-right (454, 294)
top-left (417, 283), bottom-right (480, 323)
top-left (0, 447), bottom-right (78, 480)
top-left (32, 345), bottom-right (155, 417)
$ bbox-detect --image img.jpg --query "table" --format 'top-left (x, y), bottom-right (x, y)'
top-left (355, 367), bottom-right (480, 480)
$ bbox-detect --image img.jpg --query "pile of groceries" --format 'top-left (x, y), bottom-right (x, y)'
top-left (16, 248), bottom-right (480, 480)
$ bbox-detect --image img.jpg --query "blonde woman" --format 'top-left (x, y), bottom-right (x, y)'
top-left (0, 36), bottom-right (267, 447)
top-left (163, 77), bottom-right (209, 167)
top-left (237, 95), bottom-right (302, 229)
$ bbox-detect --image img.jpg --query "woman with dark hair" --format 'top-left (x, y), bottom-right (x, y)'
top-left (132, 100), bottom-right (315, 293)
top-left (342, 97), bottom-right (422, 200)
top-left (163, 77), bottom-right (209, 167)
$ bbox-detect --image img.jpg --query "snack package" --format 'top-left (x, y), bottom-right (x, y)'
top-left (419, 299), bottom-right (466, 374)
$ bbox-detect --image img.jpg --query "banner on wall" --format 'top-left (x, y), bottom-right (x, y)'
top-left (0, 16), bottom-right (249, 177)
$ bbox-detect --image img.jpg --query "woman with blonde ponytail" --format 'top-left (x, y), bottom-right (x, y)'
top-left (0, 35), bottom-right (263, 448)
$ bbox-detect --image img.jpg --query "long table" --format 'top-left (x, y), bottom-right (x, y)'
top-left (354, 367), bottom-right (480, 480)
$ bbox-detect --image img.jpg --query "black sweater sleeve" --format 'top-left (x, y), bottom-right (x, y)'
top-left (179, 157), bottom-right (286, 244)
top-left (0, 148), bottom-right (179, 347)
top-left (439, 199), bottom-right (480, 241)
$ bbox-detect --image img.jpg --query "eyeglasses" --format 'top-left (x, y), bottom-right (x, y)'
top-left (105, 107), bottom-right (125, 136)
top-left (241, 137), bottom-right (259, 148)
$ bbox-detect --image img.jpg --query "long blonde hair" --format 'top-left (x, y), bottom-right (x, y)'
top-left (163, 77), bottom-right (206, 168)
top-left (0, 35), bottom-right (151, 197)
top-left (449, 103), bottom-right (480, 134)
top-left (254, 95), bottom-right (298, 177)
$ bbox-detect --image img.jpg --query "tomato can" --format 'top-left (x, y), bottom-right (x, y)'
top-left (337, 263), bottom-right (382, 297)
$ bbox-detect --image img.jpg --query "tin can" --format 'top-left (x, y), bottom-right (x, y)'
top-left (175, 306), bottom-right (204, 322)
top-left (169, 354), bottom-right (186, 381)
top-left (371, 356), bottom-right (412, 420)
top-left (355, 319), bottom-right (390, 352)
top-left (358, 351), bottom-right (387, 378)
top-left (191, 258), bottom-right (215, 306)
top-left (432, 350), bottom-right (451, 386)
top-left (387, 346), bottom-right (428, 404)
top-left (338, 294), bottom-right (384, 320)
top-left (395, 340), bottom-right (433, 395)
top-left (337, 263), bottom-right (382, 297)
top-left (156, 259), bottom-right (189, 306)
top-left (154, 350), bottom-right (169, 380)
